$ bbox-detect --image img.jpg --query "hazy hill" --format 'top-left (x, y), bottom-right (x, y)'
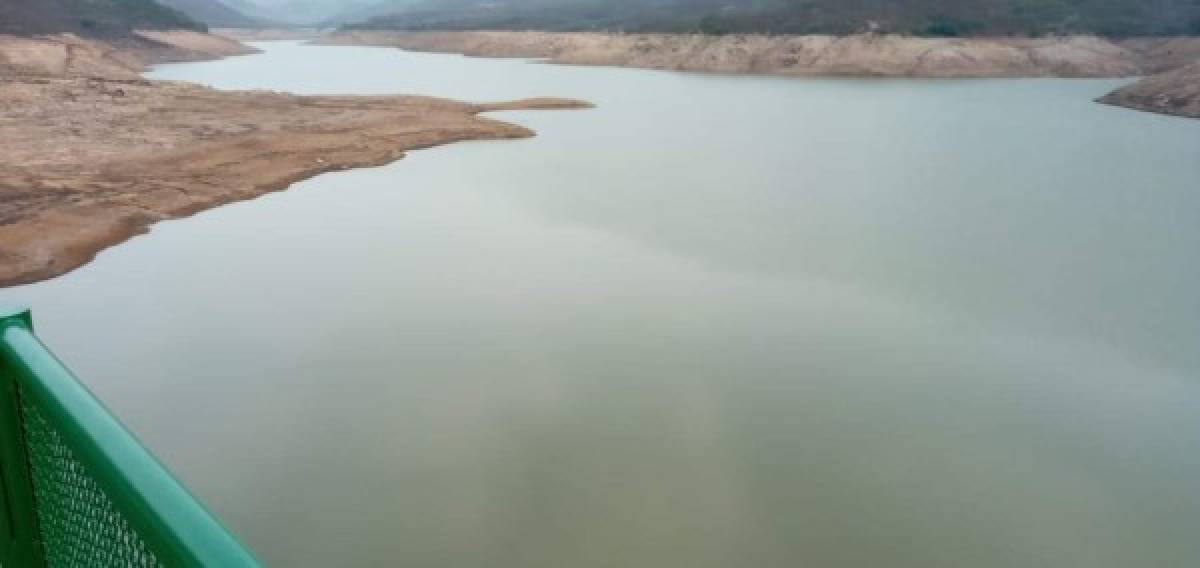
top-left (0, 0), bottom-right (202, 36)
top-left (156, 0), bottom-right (261, 27)
top-left (331, 0), bottom-right (424, 26)
top-left (348, 0), bottom-right (1200, 37)
top-left (226, 0), bottom-right (384, 25)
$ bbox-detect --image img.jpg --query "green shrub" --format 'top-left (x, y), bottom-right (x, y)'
top-left (698, 14), bottom-right (729, 35)
top-left (924, 21), bottom-right (961, 37)
top-left (921, 17), bottom-right (982, 38)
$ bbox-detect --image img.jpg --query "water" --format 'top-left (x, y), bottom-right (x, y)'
top-left (8, 41), bottom-right (1200, 566)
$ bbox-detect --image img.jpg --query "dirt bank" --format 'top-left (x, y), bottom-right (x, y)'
top-left (1099, 62), bottom-right (1200, 118)
top-left (134, 29), bottom-right (258, 61)
top-left (213, 28), bottom-right (326, 41)
top-left (1119, 38), bottom-right (1200, 73)
top-left (0, 35), bottom-right (590, 287)
top-left (322, 31), bottom-right (1200, 118)
top-left (0, 30), bottom-right (256, 79)
top-left (321, 30), bottom-right (1190, 78)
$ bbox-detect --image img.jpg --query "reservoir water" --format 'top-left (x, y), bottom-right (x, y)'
top-left (9, 41), bottom-right (1200, 566)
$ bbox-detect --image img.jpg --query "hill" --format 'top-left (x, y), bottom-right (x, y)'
top-left (348, 0), bottom-right (1200, 37)
top-left (156, 0), bottom-right (261, 27)
top-left (222, 0), bottom-right (384, 25)
top-left (0, 0), bottom-right (202, 37)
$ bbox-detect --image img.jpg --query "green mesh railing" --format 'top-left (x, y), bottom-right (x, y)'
top-left (0, 306), bottom-right (259, 567)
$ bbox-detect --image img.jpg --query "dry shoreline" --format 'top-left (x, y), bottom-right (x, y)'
top-left (1098, 62), bottom-right (1200, 118)
top-left (319, 30), bottom-right (1200, 78)
top-left (2, 29), bottom-right (1194, 287)
top-left (0, 30), bottom-right (257, 79)
top-left (321, 30), bottom-right (1200, 118)
top-left (0, 32), bottom-right (590, 287)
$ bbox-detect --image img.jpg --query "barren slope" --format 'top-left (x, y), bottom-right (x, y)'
top-left (323, 31), bottom-right (1157, 78)
top-left (0, 30), bottom-right (256, 79)
top-left (1099, 62), bottom-right (1200, 118)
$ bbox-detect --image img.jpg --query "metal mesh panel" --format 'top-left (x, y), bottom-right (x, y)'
top-left (18, 388), bottom-right (163, 568)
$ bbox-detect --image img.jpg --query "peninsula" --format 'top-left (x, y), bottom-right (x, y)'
top-left (0, 30), bottom-right (587, 287)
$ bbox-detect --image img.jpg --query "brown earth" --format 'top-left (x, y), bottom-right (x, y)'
top-left (1101, 39), bottom-right (1200, 117)
top-left (0, 30), bottom-right (256, 79)
top-left (0, 33), bottom-right (590, 287)
top-left (212, 28), bottom-right (325, 41)
top-left (320, 30), bottom-right (1196, 78)
top-left (1119, 37), bottom-right (1200, 73)
top-left (322, 30), bottom-right (1200, 118)
top-left (1099, 62), bottom-right (1200, 118)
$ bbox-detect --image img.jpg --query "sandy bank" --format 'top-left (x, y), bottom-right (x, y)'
top-left (213, 28), bottom-right (326, 42)
top-left (1119, 37), bottom-right (1200, 73)
top-left (134, 29), bottom-right (257, 60)
top-left (0, 30), bottom-right (256, 80)
top-left (0, 35), bottom-right (590, 287)
top-left (320, 30), bottom-right (1194, 78)
top-left (1099, 62), bottom-right (1200, 118)
top-left (322, 30), bottom-right (1200, 118)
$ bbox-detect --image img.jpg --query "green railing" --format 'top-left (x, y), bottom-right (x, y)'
top-left (0, 306), bottom-right (259, 567)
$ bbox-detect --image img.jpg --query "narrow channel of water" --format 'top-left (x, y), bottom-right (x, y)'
top-left (9, 41), bottom-right (1200, 566)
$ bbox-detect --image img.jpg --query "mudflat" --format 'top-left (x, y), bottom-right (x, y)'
top-left (0, 33), bottom-right (589, 287)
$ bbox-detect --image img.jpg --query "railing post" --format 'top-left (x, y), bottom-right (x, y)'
top-left (0, 306), bottom-right (45, 567)
top-left (0, 306), bottom-right (259, 566)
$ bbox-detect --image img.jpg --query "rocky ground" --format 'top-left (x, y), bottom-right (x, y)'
top-left (1099, 62), bottom-right (1200, 118)
top-left (0, 32), bottom-right (589, 287)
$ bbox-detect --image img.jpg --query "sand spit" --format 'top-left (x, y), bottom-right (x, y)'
top-left (0, 34), bottom-right (589, 287)
top-left (1099, 62), bottom-right (1200, 118)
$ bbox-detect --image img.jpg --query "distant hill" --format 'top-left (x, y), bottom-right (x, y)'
top-left (347, 0), bottom-right (1200, 37)
top-left (328, 0), bottom-right (424, 26)
top-left (156, 0), bottom-right (261, 27)
top-left (0, 0), bottom-right (202, 36)
top-left (224, 0), bottom-right (384, 25)
top-left (218, 0), bottom-right (263, 15)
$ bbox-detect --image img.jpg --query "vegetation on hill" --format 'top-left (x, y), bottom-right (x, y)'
top-left (346, 0), bottom-right (1200, 37)
top-left (0, 0), bottom-right (203, 36)
top-left (218, 0), bottom-right (385, 26)
top-left (155, 0), bottom-right (261, 27)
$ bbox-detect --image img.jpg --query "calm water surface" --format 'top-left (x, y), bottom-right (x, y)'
top-left (9, 41), bottom-right (1200, 566)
